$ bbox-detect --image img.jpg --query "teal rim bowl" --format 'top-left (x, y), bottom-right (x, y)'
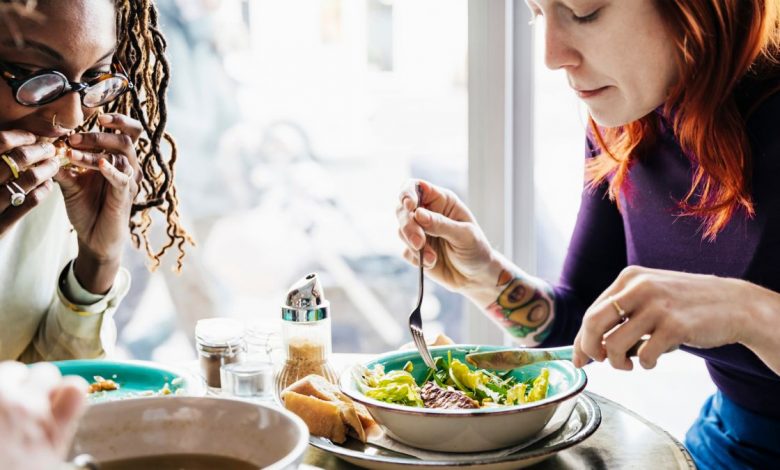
top-left (340, 344), bottom-right (587, 415)
top-left (51, 359), bottom-right (204, 400)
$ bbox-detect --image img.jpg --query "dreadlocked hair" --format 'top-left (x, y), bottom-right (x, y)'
top-left (103, 0), bottom-right (193, 272)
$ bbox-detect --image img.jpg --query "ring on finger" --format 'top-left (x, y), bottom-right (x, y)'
top-left (609, 296), bottom-right (629, 321)
top-left (2, 153), bottom-right (20, 180)
top-left (6, 182), bottom-right (25, 207)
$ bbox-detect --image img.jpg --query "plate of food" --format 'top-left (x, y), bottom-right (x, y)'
top-left (339, 344), bottom-right (588, 453)
top-left (307, 392), bottom-right (600, 470)
top-left (280, 345), bottom-right (598, 469)
top-left (52, 359), bottom-right (206, 402)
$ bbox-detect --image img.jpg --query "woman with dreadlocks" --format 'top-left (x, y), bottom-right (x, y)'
top-left (0, 0), bottom-right (189, 363)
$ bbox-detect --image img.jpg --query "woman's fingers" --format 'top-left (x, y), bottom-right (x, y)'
top-left (0, 142), bottom-right (56, 183)
top-left (571, 333), bottom-right (590, 368)
top-left (67, 132), bottom-right (141, 184)
top-left (601, 313), bottom-right (655, 371)
top-left (98, 113), bottom-right (143, 142)
top-left (398, 179), bottom-right (461, 217)
top-left (414, 207), bottom-right (473, 245)
top-left (68, 132), bottom-right (133, 156)
top-left (0, 180), bottom-right (54, 232)
top-left (98, 156), bottom-right (137, 200)
top-left (398, 208), bottom-right (425, 251)
top-left (398, 179), bottom-right (423, 208)
top-left (9, 158), bottom-right (60, 194)
top-left (397, 181), bottom-right (430, 251)
top-left (402, 246), bottom-right (437, 269)
top-left (0, 130), bottom-right (37, 154)
top-left (577, 294), bottom-right (632, 364)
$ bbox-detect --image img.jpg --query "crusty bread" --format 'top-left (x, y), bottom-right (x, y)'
top-left (282, 374), bottom-right (375, 443)
top-left (281, 390), bottom-right (348, 443)
top-left (284, 374), bottom-right (342, 402)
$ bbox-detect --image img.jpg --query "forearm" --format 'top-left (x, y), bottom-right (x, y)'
top-left (742, 283), bottom-right (780, 376)
top-left (73, 243), bottom-right (120, 295)
top-left (461, 252), bottom-right (556, 346)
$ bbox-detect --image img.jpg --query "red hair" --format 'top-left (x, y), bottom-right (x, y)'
top-left (586, 0), bottom-right (780, 239)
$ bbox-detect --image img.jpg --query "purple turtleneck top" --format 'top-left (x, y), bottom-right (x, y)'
top-left (544, 88), bottom-right (780, 419)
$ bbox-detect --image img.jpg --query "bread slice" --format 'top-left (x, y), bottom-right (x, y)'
top-left (284, 374), bottom-right (342, 402)
top-left (281, 390), bottom-right (348, 443)
top-left (282, 374), bottom-right (374, 443)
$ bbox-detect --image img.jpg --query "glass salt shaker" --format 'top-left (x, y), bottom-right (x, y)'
top-left (274, 273), bottom-right (338, 399)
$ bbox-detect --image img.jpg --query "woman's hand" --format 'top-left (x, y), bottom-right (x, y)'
top-left (396, 179), bottom-right (495, 294)
top-left (572, 266), bottom-right (753, 370)
top-left (0, 130), bottom-right (59, 236)
top-left (0, 361), bottom-right (87, 470)
top-left (57, 113), bottom-right (143, 294)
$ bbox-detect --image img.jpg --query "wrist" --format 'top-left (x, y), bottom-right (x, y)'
top-left (74, 245), bottom-right (121, 295)
top-left (739, 282), bottom-right (777, 345)
top-left (738, 281), bottom-right (780, 375)
top-left (461, 251), bottom-right (533, 308)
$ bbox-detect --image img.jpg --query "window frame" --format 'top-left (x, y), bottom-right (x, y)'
top-left (466, 0), bottom-right (535, 344)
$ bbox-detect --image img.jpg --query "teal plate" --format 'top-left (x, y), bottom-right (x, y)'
top-left (52, 360), bottom-right (206, 402)
top-left (344, 344), bottom-right (587, 414)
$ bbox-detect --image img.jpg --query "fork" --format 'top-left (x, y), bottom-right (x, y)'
top-left (409, 183), bottom-right (437, 369)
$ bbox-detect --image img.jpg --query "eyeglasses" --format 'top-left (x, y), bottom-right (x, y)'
top-left (0, 61), bottom-right (134, 108)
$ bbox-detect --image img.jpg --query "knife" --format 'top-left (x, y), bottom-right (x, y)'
top-left (465, 338), bottom-right (651, 370)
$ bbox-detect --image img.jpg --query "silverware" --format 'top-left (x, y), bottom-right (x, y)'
top-left (408, 183), bottom-right (436, 369)
top-left (465, 338), bottom-right (653, 370)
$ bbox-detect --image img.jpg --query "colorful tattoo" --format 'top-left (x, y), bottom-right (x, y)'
top-left (487, 270), bottom-right (554, 343)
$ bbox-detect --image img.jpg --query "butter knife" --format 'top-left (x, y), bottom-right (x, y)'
top-left (465, 339), bottom-right (651, 370)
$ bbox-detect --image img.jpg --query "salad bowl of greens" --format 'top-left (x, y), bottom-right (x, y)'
top-left (340, 344), bottom-right (587, 453)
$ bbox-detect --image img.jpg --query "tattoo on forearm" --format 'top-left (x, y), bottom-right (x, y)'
top-left (486, 269), bottom-right (554, 342)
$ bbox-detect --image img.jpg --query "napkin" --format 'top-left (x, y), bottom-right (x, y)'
top-left (362, 399), bottom-right (578, 462)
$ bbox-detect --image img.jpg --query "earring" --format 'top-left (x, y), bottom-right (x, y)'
top-left (51, 113), bottom-right (58, 128)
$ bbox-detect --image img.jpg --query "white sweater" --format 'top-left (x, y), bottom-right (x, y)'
top-left (0, 184), bottom-right (129, 362)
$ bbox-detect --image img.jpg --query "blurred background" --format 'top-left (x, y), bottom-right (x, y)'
top-left (116, 0), bottom-right (475, 361)
top-left (112, 0), bottom-right (715, 440)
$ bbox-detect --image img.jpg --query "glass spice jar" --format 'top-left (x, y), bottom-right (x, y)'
top-left (274, 273), bottom-right (338, 399)
top-left (195, 318), bottom-right (246, 389)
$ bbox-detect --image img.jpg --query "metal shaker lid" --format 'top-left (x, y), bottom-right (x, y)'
top-left (282, 273), bottom-right (330, 321)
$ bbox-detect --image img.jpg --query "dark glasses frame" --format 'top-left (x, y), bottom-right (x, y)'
top-left (0, 60), bottom-right (134, 108)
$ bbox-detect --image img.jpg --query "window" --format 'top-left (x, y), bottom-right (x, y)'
top-left (118, 0), bottom-right (468, 359)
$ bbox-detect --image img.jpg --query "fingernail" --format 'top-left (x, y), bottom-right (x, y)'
top-left (69, 134), bottom-right (82, 144)
top-left (416, 208), bottom-right (432, 225)
top-left (98, 114), bottom-right (113, 124)
top-left (423, 251), bottom-right (435, 265)
top-left (411, 234), bottom-right (423, 249)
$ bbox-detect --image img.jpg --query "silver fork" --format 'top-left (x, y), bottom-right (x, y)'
top-left (409, 183), bottom-right (437, 370)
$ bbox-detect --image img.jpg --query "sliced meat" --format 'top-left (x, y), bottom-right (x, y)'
top-left (420, 382), bottom-right (479, 409)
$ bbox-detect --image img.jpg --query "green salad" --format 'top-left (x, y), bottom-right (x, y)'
top-left (356, 351), bottom-right (549, 409)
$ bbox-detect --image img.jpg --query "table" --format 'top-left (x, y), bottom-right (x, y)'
top-left (300, 355), bottom-right (696, 469)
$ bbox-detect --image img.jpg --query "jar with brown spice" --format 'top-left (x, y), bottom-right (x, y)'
top-left (195, 318), bottom-right (246, 389)
top-left (274, 273), bottom-right (338, 399)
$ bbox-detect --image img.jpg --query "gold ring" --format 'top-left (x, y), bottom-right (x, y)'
top-left (611, 297), bottom-right (628, 320)
top-left (2, 154), bottom-right (19, 179)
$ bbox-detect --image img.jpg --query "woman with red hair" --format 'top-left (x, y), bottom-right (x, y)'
top-left (397, 0), bottom-right (780, 467)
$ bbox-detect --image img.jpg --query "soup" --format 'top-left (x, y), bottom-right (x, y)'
top-left (101, 454), bottom-right (258, 470)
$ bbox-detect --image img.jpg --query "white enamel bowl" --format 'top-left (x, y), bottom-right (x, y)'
top-left (340, 344), bottom-right (587, 453)
top-left (68, 396), bottom-right (309, 469)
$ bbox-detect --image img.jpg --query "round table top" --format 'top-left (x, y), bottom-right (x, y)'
top-left (301, 355), bottom-right (695, 469)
